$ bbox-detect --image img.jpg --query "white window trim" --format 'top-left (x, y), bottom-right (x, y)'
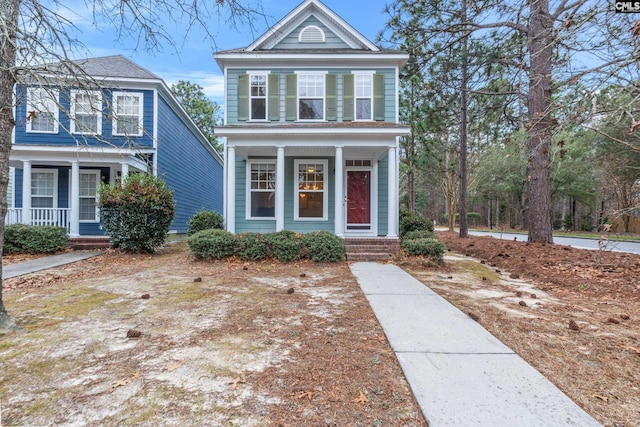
top-left (246, 159), bottom-right (276, 220)
top-left (295, 71), bottom-right (327, 122)
top-left (247, 71), bottom-right (269, 122)
top-left (353, 71), bottom-right (375, 122)
top-left (112, 91), bottom-right (144, 136)
top-left (79, 170), bottom-right (101, 223)
top-left (26, 87), bottom-right (59, 134)
top-left (31, 168), bottom-right (58, 209)
top-left (70, 90), bottom-right (103, 135)
top-left (294, 159), bottom-right (328, 221)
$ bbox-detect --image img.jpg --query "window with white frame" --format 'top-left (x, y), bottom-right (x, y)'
top-left (71, 90), bottom-right (102, 134)
top-left (112, 92), bottom-right (143, 136)
top-left (31, 170), bottom-right (57, 208)
top-left (79, 171), bottom-right (100, 221)
top-left (297, 73), bottom-right (325, 120)
top-left (26, 87), bottom-right (59, 133)
top-left (295, 160), bottom-right (328, 220)
top-left (250, 73), bottom-right (267, 120)
top-left (248, 161), bottom-right (276, 218)
top-left (354, 73), bottom-right (373, 121)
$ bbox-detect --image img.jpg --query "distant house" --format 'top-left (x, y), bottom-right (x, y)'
top-left (9, 55), bottom-right (223, 237)
top-left (215, 0), bottom-right (409, 242)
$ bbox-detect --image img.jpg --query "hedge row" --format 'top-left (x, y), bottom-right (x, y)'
top-left (399, 211), bottom-right (445, 263)
top-left (187, 229), bottom-right (345, 263)
top-left (4, 224), bottom-right (68, 254)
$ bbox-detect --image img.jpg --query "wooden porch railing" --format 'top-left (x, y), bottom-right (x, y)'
top-left (5, 208), bottom-right (71, 231)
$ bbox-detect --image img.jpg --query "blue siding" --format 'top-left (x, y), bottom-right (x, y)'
top-left (156, 95), bottom-right (223, 233)
top-left (14, 85), bottom-right (154, 149)
top-left (377, 154), bottom-right (389, 236)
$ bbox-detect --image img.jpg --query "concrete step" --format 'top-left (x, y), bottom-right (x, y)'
top-left (67, 238), bottom-right (110, 250)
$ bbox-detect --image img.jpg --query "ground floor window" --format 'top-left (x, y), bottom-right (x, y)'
top-left (31, 169), bottom-right (57, 208)
top-left (295, 160), bottom-right (328, 220)
top-left (80, 170), bottom-right (100, 221)
top-left (247, 160), bottom-right (276, 219)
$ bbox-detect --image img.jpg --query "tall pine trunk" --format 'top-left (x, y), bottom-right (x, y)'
top-left (458, 3), bottom-right (469, 239)
top-left (0, 0), bottom-right (20, 329)
top-left (526, 0), bottom-right (554, 244)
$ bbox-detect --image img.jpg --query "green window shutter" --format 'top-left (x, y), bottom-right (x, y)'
top-left (373, 73), bottom-right (385, 121)
top-left (325, 74), bottom-right (337, 121)
top-left (343, 74), bottom-right (354, 121)
top-left (268, 74), bottom-right (280, 121)
top-left (238, 74), bottom-right (249, 122)
top-left (285, 74), bottom-right (297, 121)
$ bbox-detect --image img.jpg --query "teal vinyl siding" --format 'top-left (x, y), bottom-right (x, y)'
top-left (273, 16), bottom-right (350, 49)
top-left (377, 154), bottom-right (389, 236)
top-left (233, 154), bottom-right (335, 234)
top-left (226, 68), bottom-right (397, 123)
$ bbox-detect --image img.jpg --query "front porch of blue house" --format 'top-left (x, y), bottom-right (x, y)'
top-left (7, 157), bottom-right (148, 237)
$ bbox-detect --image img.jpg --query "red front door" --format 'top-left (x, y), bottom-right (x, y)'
top-left (346, 170), bottom-right (371, 230)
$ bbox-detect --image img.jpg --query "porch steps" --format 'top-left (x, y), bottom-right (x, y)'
top-left (343, 238), bottom-right (400, 262)
top-left (68, 237), bottom-right (111, 250)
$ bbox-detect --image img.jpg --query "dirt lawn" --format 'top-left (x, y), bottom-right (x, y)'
top-left (420, 231), bottom-right (639, 427)
top-left (0, 243), bottom-right (425, 426)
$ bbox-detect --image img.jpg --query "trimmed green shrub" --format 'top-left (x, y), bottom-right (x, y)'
top-left (401, 238), bottom-right (446, 262)
top-left (98, 173), bottom-right (175, 253)
top-left (399, 209), bottom-right (434, 238)
top-left (235, 232), bottom-right (268, 261)
top-left (302, 231), bottom-right (345, 262)
top-left (402, 230), bottom-right (436, 241)
top-left (3, 224), bottom-right (68, 254)
top-left (265, 230), bottom-right (303, 262)
top-left (187, 209), bottom-right (224, 235)
top-left (187, 229), bottom-right (236, 260)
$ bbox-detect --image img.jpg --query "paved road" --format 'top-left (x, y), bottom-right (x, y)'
top-left (467, 230), bottom-right (640, 255)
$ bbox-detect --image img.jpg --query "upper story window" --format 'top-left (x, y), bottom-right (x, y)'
top-left (26, 87), bottom-right (59, 133)
top-left (112, 92), bottom-right (143, 136)
top-left (298, 25), bottom-right (325, 43)
top-left (250, 73), bottom-right (268, 120)
top-left (354, 73), bottom-right (373, 121)
top-left (297, 72), bottom-right (325, 121)
top-left (71, 90), bottom-right (102, 135)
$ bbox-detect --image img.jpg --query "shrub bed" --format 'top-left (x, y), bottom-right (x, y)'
top-left (265, 230), bottom-right (303, 262)
top-left (401, 237), bottom-right (446, 263)
top-left (235, 232), bottom-right (268, 261)
top-left (187, 210), bottom-right (224, 236)
top-left (399, 209), bottom-right (434, 238)
top-left (3, 224), bottom-right (68, 254)
top-left (302, 231), bottom-right (345, 262)
top-left (187, 229), bottom-right (236, 260)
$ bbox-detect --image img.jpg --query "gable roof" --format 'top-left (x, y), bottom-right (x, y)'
top-left (245, 0), bottom-right (379, 52)
top-left (43, 55), bottom-right (161, 81)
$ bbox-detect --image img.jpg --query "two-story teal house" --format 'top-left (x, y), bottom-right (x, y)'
top-left (215, 0), bottom-right (409, 244)
top-left (9, 55), bottom-right (223, 239)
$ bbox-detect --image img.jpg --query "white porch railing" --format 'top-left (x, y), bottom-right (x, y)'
top-left (5, 208), bottom-right (71, 231)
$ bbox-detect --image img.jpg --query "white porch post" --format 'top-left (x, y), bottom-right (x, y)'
top-left (334, 146), bottom-right (344, 237)
top-left (226, 145), bottom-right (236, 233)
top-left (387, 145), bottom-right (398, 238)
top-left (69, 161), bottom-right (80, 237)
top-left (275, 146), bottom-right (285, 232)
top-left (121, 162), bottom-right (129, 183)
top-left (21, 160), bottom-right (31, 224)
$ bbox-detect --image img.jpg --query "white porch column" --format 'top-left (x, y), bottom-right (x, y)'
top-left (226, 145), bottom-right (236, 233)
top-left (21, 160), bottom-right (31, 224)
top-left (69, 161), bottom-right (80, 237)
top-left (121, 163), bottom-right (129, 183)
top-left (275, 145), bottom-right (285, 232)
top-left (334, 146), bottom-right (344, 237)
top-left (387, 145), bottom-right (398, 238)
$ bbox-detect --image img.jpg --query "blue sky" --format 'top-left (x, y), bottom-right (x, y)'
top-left (59, 0), bottom-right (393, 105)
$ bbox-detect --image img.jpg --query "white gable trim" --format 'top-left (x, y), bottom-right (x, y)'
top-left (246, 0), bottom-right (379, 52)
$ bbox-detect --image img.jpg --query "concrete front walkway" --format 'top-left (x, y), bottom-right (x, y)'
top-left (3, 251), bottom-right (102, 279)
top-left (349, 262), bottom-right (602, 427)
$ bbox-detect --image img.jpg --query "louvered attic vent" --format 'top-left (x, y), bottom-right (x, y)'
top-left (299, 25), bottom-right (325, 43)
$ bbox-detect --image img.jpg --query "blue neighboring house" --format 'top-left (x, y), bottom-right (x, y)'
top-left (9, 55), bottom-right (223, 237)
top-left (215, 0), bottom-right (409, 241)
